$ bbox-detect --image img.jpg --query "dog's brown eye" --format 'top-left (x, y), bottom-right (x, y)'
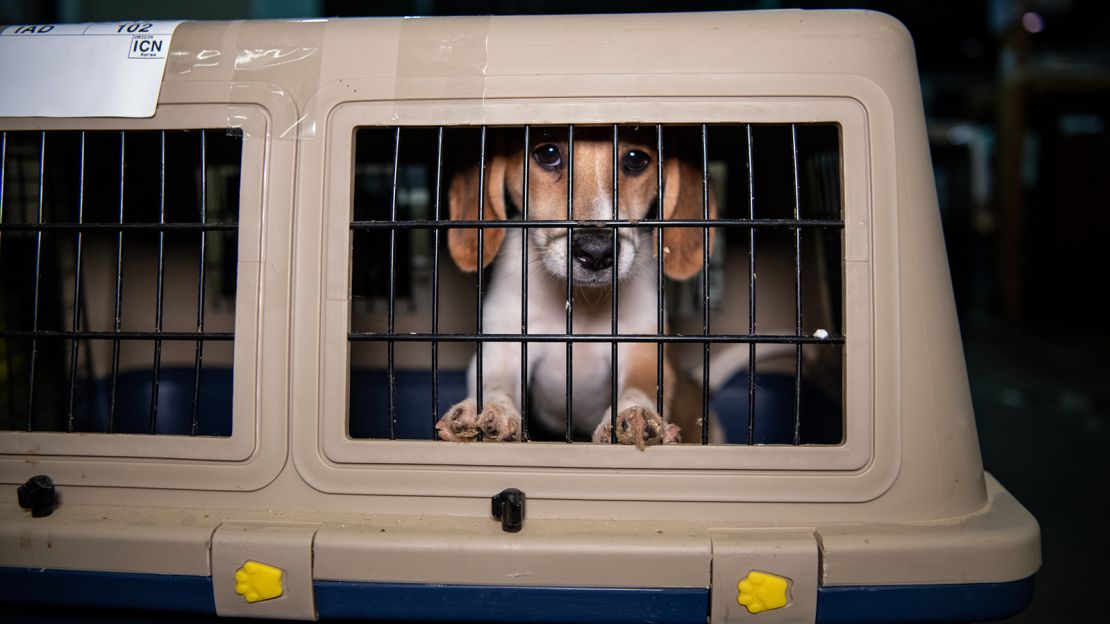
top-left (622, 149), bottom-right (651, 173)
top-left (533, 144), bottom-right (563, 169)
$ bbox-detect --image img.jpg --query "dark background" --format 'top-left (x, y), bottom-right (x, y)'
top-left (2, 1), bottom-right (1108, 622)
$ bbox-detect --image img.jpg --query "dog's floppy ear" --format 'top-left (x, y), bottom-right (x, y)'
top-left (447, 155), bottom-right (508, 272)
top-left (658, 157), bottom-right (717, 280)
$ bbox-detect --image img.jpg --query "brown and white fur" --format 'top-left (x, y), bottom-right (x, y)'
top-left (435, 127), bottom-right (715, 448)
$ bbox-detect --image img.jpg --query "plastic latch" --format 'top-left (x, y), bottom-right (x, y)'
top-left (491, 488), bottom-right (525, 533)
top-left (17, 475), bottom-right (57, 518)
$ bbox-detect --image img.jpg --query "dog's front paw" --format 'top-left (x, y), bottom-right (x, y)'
top-left (436, 399), bottom-right (480, 442)
top-left (592, 406), bottom-right (680, 450)
top-left (477, 401), bottom-right (522, 442)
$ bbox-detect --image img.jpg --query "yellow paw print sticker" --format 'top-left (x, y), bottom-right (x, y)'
top-left (737, 570), bottom-right (790, 614)
top-left (234, 560), bottom-right (284, 603)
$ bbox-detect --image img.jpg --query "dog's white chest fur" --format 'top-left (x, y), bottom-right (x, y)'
top-left (469, 228), bottom-right (660, 438)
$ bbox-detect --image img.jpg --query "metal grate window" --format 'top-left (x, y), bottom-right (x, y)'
top-left (348, 124), bottom-right (844, 445)
top-left (0, 129), bottom-right (242, 436)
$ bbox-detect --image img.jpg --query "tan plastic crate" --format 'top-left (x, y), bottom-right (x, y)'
top-left (0, 11), bottom-right (1038, 623)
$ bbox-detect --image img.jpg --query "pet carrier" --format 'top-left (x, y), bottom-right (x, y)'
top-left (0, 11), bottom-right (1038, 623)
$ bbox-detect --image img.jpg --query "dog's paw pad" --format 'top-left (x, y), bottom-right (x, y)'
top-left (592, 423), bottom-right (612, 445)
top-left (436, 399), bottom-right (480, 442)
top-left (477, 402), bottom-right (522, 442)
top-left (601, 406), bottom-right (672, 450)
top-left (662, 423), bottom-right (682, 444)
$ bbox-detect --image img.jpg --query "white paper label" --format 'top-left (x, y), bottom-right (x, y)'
top-left (0, 21), bottom-right (183, 118)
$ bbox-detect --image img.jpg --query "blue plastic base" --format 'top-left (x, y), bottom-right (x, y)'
top-left (348, 369), bottom-right (468, 439)
top-left (0, 567), bottom-right (1035, 623)
top-left (71, 368), bottom-right (233, 436)
top-left (0, 567), bottom-right (215, 614)
top-left (709, 370), bottom-right (842, 444)
top-left (315, 581), bottom-right (708, 623)
top-left (816, 577), bottom-right (1036, 623)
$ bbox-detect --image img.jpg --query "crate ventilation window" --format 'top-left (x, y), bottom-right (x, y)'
top-left (0, 129), bottom-right (242, 437)
top-left (348, 123), bottom-right (844, 446)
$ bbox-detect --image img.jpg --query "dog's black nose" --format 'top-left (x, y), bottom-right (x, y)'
top-left (571, 229), bottom-right (614, 272)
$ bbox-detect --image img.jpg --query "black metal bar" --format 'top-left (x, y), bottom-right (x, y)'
top-left (148, 131), bottom-right (167, 434)
top-left (0, 131), bottom-right (5, 229)
top-left (431, 127), bottom-right (443, 436)
top-left (746, 124), bottom-right (757, 446)
top-left (565, 124), bottom-right (574, 443)
top-left (108, 131), bottom-right (126, 433)
top-left (2, 330), bottom-right (234, 341)
top-left (347, 332), bottom-right (842, 345)
top-left (791, 124), bottom-right (804, 446)
top-left (0, 132), bottom-right (8, 423)
top-left (347, 218), bottom-right (841, 231)
top-left (65, 132), bottom-right (87, 433)
top-left (610, 124), bottom-right (619, 443)
top-left (2, 327), bottom-right (836, 344)
top-left (387, 127), bottom-right (401, 439)
top-left (190, 131), bottom-right (208, 437)
top-left (25, 132), bottom-right (46, 430)
top-left (656, 125), bottom-right (665, 419)
top-left (520, 125), bottom-right (530, 441)
top-left (701, 124), bottom-right (711, 446)
top-left (0, 222), bottom-right (236, 232)
top-left (476, 127), bottom-right (487, 418)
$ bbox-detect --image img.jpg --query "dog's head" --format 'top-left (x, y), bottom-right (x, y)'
top-left (447, 126), bottom-right (716, 284)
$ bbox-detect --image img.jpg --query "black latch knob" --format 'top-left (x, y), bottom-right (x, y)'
top-left (17, 475), bottom-right (57, 518)
top-left (491, 488), bottom-right (525, 533)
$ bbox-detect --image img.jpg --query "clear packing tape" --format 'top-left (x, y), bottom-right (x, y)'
top-left (165, 19), bottom-right (326, 141)
top-left (393, 16), bottom-right (493, 102)
top-left (195, 16), bottom-right (495, 141)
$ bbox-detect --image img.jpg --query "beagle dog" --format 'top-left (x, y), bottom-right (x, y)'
top-left (435, 127), bottom-right (715, 448)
